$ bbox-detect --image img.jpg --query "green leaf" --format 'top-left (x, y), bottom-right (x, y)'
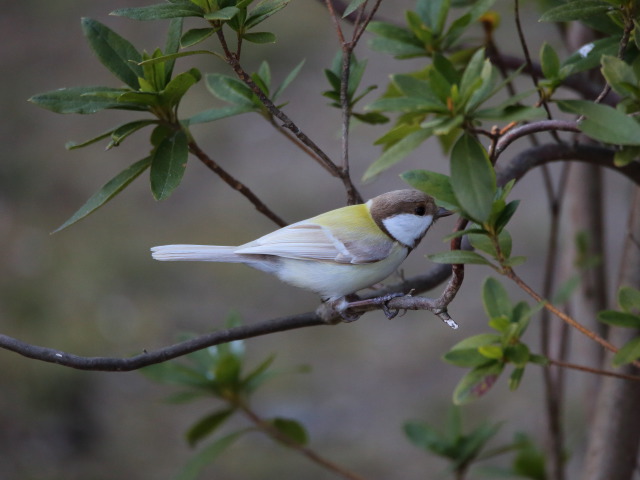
top-left (272, 59), bottom-right (305, 101)
top-left (175, 431), bottom-right (246, 480)
top-left (428, 250), bottom-right (492, 265)
top-left (161, 68), bottom-right (201, 107)
top-left (81, 18), bottom-right (142, 89)
top-left (468, 230), bottom-right (512, 260)
top-left (181, 28), bottom-right (216, 48)
top-left (52, 156), bottom-right (151, 233)
top-left (108, 119), bottom-right (158, 148)
top-left (164, 18), bottom-right (184, 82)
top-left (619, 286), bottom-right (640, 313)
top-left (245, 0), bottom-right (291, 29)
top-left (403, 422), bottom-right (449, 456)
top-left (150, 129), bottom-right (189, 201)
top-left (600, 55), bottom-right (638, 98)
top-left (242, 31), bottom-right (277, 43)
top-left (539, 0), bottom-right (611, 22)
top-left (540, 42), bottom-right (561, 79)
top-left (205, 73), bottom-right (256, 107)
top-left (186, 409), bottom-right (235, 447)
top-left (612, 336), bottom-right (640, 367)
top-left (557, 99), bottom-right (640, 146)
top-left (450, 133), bottom-right (496, 222)
top-left (478, 344), bottom-right (504, 360)
top-left (111, 3), bottom-right (204, 20)
top-left (509, 367), bottom-right (525, 391)
top-left (186, 105), bottom-right (254, 125)
top-left (482, 277), bottom-right (511, 319)
top-left (444, 333), bottom-right (502, 367)
top-left (400, 170), bottom-right (459, 209)
top-left (367, 22), bottom-right (425, 57)
top-left (204, 6), bottom-right (240, 20)
top-left (453, 361), bottom-right (503, 405)
top-left (66, 129), bottom-right (116, 150)
top-left (272, 418), bottom-right (308, 445)
top-left (362, 128), bottom-right (432, 182)
top-left (562, 36), bottom-right (619, 76)
top-left (505, 343), bottom-right (530, 367)
top-left (343, 0), bottom-right (366, 18)
top-left (597, 311), bottom-right (640, 328)
top-left (29, 86), bottom-right (143, 114)
top-left (137, 49), bottom-right (214, 67)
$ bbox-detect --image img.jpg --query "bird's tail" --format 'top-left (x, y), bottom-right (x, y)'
top-left (151, 244), bottom-right (243, 262)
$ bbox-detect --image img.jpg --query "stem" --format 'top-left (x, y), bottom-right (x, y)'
top-left (237, 400), bottom-right (368, 480)
top-left (547, 359), bottom-right (640, 383)
top-left (188, 140), bottom-right (287, 227)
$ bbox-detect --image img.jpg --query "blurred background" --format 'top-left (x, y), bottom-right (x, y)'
top-left (0, 1), bottom-right (635, 479)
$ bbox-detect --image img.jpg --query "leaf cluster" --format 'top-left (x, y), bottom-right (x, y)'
top-left (597, 286), bottom-right (640, 366)
top-left (442, 278), bottom-right (546, 405)
top-left (405, 408), bottom-right (547, 479)
top-left (142, 315), bottom-right (310, 480)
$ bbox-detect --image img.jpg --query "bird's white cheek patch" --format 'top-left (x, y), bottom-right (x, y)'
top-left (383, 214), bottom-right (433, 247)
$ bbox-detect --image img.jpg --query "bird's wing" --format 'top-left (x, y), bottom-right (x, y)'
top-left (235, 219), bottom-right (393, 264)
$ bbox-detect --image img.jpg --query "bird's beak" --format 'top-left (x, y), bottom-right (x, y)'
top-left (436, 207), bottom-right (454, 218)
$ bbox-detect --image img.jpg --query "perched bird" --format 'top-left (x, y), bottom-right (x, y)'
top-left (151, 189), bottom-right (450, 315)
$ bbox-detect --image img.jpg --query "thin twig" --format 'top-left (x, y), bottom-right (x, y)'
top-left (188, 140), bottom-right (287, 227)
top-left (238, 400), bottom-right (367, 480)
top-left (493, 120), bottom-right (580, 158)
top-left (547, 359), bottom-right (640, 383)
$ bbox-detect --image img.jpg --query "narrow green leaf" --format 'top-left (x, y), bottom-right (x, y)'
top-left (540, 42), bottom-right (560, 79)
top-left (245, 0), bottom-right (291, 29)
top-left (186, 105), bottom-right (254, 125)
top-left (175, 431), bottom-right (246, 480)
top-left (600, 55), bottom-right (638, 97)
top-left (81, 18), bottom-right (142, 89)
top-left (460, 49), bottom-right (486, 101)
top-left (612, 337), bottom-right (640, 367)
top-left (468, 230), bottom-right (512, 259)
top-left (478, 344), bottom-right (504, 360)
top-left (272, 59), bottom-right (305, 101)
top-left (558, 99), bottom-right (640, 146)
top-left (362, 128), bottom-right (432, 182)
top-left (428, 250), bottom-right (492, 265)
top-left (539, 0), bottom-right (611, 22)
top-left (450, 133), bottom-right (496, 222)
top-left (66, 129), bottom-right (115, 150)
top-left (205, 73), bottom-right (256, 107)
top-left (161, 68), bottom-right (201, 107)
top-left (204, 6), bottom-right (240, 20)
top-left (164, 18), bottom-right (184, 82)
top-left (444, 334), bottom-right (501, 367)
top-left (29, 86), bottom-right (142, 114)
top-left (562, 36), bottom-right (619, 76)
top-left (109, 119), bottom-right (157, 148)
top-left (343, 0), bottom-right (366, 17)
top-left (597, 310), bottom-right (640, 328)
top-left (180, 27), bottom-right (216, 48)
top-left (619, 286), bottom-right (640, 313)
top-left (482, 277), bottom-right (511, 319)
top-left (353, 112), bottom-right (389, 124)
top-left (138, 49), bottom-right (214, 67)
top-left (272, 418), bottom-right (308, 445)
top-left (242, 31), bottom-right (277, 43)
top-left (509, 367), bottom-right (526, 391)
top-left (111, 3), bottom-right (204, 20)
top-left (403, 422), bottom-right (448, 455)
top-left (505, 343), bottom-right (530, 367)
top-left (401, 170), bottom-right (459, 209)
top-left (53, 156), bottom-right (151, 233)
top-left (453, 361), bottom-right (503, 405)
top-left (150, 130), bottom-right (189, 201)
top-left (186, 409), bottom-right (235, 447)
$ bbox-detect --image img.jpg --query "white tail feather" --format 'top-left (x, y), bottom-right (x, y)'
top-left (151, 244), bottom-right (243, 262)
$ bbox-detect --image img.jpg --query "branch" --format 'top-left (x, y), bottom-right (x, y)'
top-left (0, 263), bottom-right (454, 371)
top-left (493, 120), bottom-right (580, 158)
top-left (496, 143), bottom-right (640, 187)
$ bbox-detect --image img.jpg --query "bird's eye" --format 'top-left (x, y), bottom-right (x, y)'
top-left (414, 205), bottom-right (426, 216)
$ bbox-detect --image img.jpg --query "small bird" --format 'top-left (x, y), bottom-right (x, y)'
top-left (151, 189), bottom-right (450, 316)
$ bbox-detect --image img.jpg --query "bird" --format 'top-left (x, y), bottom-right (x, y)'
top-left (151, 189), bottom-right (451, 317)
